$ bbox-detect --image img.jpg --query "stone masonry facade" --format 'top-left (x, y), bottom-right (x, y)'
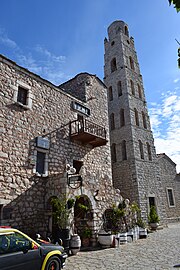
top-left (104, 20), bottom-right (180, 223)
top-left (0, 55), bottom-right (122, 240)
top-left (0, 20), bottom-right (180, 241)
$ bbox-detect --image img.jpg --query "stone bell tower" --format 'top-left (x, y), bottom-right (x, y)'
top-left (104, 20), bottom-right (166, 220)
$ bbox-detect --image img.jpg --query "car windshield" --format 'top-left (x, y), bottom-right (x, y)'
top-left (0, 232), bottom-right (32, 254)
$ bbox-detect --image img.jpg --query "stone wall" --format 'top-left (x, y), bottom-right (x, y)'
top-left (0, 55), bottom-right (122, 238)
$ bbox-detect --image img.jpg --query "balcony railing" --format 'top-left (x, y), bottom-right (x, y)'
top-left (69, 118), bottom-right (107, 147)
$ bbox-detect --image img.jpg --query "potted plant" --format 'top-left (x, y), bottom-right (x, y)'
top-left (81, 227), bottom-right (92, 247)
top-left (51, 195), bottom-right (75, 252)
top-left (136, 217), bottom-right (148, 238)
top-left (148, 205), bottom-right (160, 230)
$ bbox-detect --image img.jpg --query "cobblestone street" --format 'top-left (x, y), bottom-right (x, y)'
top-left (65, 223), bottom-right (180, 270)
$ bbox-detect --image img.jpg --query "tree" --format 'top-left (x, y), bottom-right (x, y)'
top-left (168, 0), bottom-right (180, 12)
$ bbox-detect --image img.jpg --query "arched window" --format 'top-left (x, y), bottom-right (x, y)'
top-left (146, 142), bottom-right (152, 161)
top-left (122, 140), bottom-right (127, 160)
top-left (117, 81), bottom-right (122, 96)
top-left (142, 111), bottom-right (147, 129)
top-left (129, 56), bottom-right (134, 70)
top-left (139, 140), bottom-right (144, 159)
top-left (124, 26), bottom-right (129, 37)
top-left (120, 109), bottom-right (125, 127)
top-left (138, 84), bottom-right (142, 99)
top-left (111, 143), bottom-right (117, 162)
top-left (109, 86), bottom-right (113, 101)
top-left (134, 108), bottom-right (139, 126)
top-left (130, 80), bottom-right (135, 95)
top-left (110, 113), bottom-right (115, 130)
top-left (111, 58), bottom-right (117, 73)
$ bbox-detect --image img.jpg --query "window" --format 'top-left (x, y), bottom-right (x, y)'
top-left (134, 108), bottom-right (139, 126)
top-left (167, 188), bottom-right (175, 207)
top-left (122, 140), bottom-right (127, 160)
top-left (130, 80), bottom-right (135, 95)
top-left (17, 86), bottom-right (28, 105)
top-left (138, 84), bottom-right (142, 99)
top-left (142, 112), bottom-right (147, 129)
top-left (0, 232), bottom-right (32, 254)
top-left (111, 143), bottom-right (117, 162)
top-left (129, 56), bottom-right (134, 70)
top-left (110, 113), bottom-right (115, 130)
top-left (146, 142), bottom-right (152, 161)
top-left (109, 86), bottom-right (113, 101)
top-left (13, 81), bottom-right (32, 109)
top-left (120, 109), bottom-right (125, 127)
top-left (117, 81), bottom-right (122, 96)
top-left (36, 151), bottom-right (46, 175)
top-left (138, 140), bottom-right (144, 159)
top-left (111, 58), bottom-right (117, 72)
top-left (124, 26), bottom-right (129, 37)
top-left (73, 160), bottom-right (83, 174)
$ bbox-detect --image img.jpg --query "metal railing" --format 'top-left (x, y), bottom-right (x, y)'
top-left (70, 118), bottom-right (106, 140)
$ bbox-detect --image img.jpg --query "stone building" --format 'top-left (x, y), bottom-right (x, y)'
top-left (0, 55), bottom-right (122, 240)
top-left (104, 20), bottom-right (180, 222)
top-left (0, 19), bottom-right (179, 241)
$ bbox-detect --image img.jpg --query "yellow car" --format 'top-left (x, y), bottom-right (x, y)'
top-left (0, 227), bottom-right (67, 270)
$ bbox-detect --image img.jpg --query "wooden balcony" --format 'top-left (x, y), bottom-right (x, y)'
top-left (69, 118), bottom-right (107, 147)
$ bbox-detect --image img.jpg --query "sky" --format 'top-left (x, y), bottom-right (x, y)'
top-left (0, 0), bottom-right (180, 172)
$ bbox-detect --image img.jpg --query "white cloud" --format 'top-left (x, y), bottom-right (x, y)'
top-left (173, 78), bottom-right (180, 83)
top-left (0, 28), bottom-right (18, 49)
top-left (35, 45), bottom-right (66, 63)
top-left (149, 92), bottom-right (180, 172)
top-left (0, 28), bottom-right (69, 85)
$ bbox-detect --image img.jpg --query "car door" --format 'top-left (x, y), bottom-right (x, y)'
top-left (0, 232), bottom-right (42, 270)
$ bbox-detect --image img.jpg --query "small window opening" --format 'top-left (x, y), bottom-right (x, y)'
top-left (110, 113), bottom-right (115, 130)
top-left (130, 80), bottom-right (135, 95)
top-left (129, 56), bottom-right (134, 70)
top-left (146, 142), bottom-right (152, 161)
top-left (111, 143), bottom-right (117, 162)
top-left (122, 140), bottom-right (127, 160)
top-left (139, 140), bottom-right (144, 159)
top-left (124, 26), bottom-right (129, 37)
top-left (109, 86), bottom-right (113, 101)
top-left (17, 86), bottom-right (28, 105)
top-left (73, 160), bottom-right (83, 174)
top-left (134, 108), bottom-right (139, 126)
top-left (138, 84), bottom-right (142, 99)
top-left (117, 81), bottom-right (122, 96)
top-left (167, 189), bottom-right (175, 207)
top-left (120, 109), bottom-right (125, 127)
top-left (111, 58), bottom-right (117, 73)
top-left (142, 112), bottom-right (147, 129)
top-left (36, 151), bottom-right (46, 174)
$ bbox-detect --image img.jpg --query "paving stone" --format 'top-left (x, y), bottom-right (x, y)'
top-left (66, 223), bottom-right (180, 270)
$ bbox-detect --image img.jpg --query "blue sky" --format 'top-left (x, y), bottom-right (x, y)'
top-left (0, 0), bottom-right (180, 172)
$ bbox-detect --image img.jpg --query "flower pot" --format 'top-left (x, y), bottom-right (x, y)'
top-left (98, 230), bottom-right (113, 248)
top-left (133, 226), bottom-right (139, 241)
top-left (150, 222), bottom-right (159, 231)
top-left (70, 234), bottom-right (81, 255)
top-left (139, 227), bottom-right (147, 238)
top-left (82, 237), bottom-right (90, 247)
top-left (127, 229), bottom-right (134, 242)
top-left (120, 232), bottom-right (127, 244)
